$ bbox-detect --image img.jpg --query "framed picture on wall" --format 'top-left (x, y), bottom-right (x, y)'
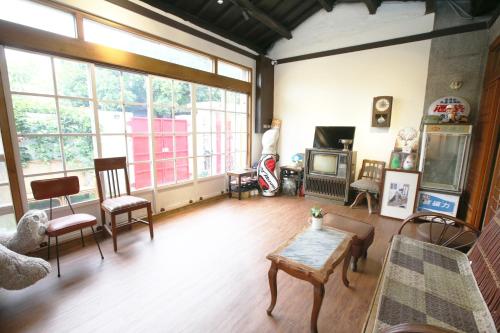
top-left (380, 169), bottom-right (421, 220)
top-left (416, 190), bottom-right (460, 217)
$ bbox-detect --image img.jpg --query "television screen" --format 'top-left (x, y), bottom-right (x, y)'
top-left (312, 154), bottom-right (338, 174)
top-left (313, 126), bottom-right (355, 150)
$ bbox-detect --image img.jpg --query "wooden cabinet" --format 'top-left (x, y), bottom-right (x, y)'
top-left (255, 55), bottom-right (274, 133)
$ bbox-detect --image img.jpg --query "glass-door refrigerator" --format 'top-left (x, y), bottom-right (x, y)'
top-left (418, 124), bottom-right (472, 194)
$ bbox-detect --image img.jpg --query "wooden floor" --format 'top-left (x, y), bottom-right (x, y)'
top-left (0, 196), bottom-right (403, 333)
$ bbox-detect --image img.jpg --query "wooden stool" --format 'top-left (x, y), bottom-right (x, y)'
top-left (323, 213), bottom-right (374, 272)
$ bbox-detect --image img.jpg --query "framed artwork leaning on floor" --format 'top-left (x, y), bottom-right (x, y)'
top-left (379, 169), bottom-right (421, 220)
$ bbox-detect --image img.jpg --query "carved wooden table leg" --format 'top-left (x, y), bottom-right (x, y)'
top-left (266, 261), bottom-right (278, 315)
top-left (342, 248), bottom-right (351, 287)
top-left (311, 282), bottom-right (325, 333)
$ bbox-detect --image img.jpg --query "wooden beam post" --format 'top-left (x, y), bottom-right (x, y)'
top-left (317, 0), bottom-right (333, 12)
top-left (231, 0), bottom-right (292, 39)
top-left (362, 0), bottom-right (381, 15)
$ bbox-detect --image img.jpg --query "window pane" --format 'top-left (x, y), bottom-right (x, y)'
top-left (226, 132), bottom-right (235, 154)
top-left (175, 109), bottom-right (192, 133)
top-left (0, 214), bottom-right (16, 234)
top-left (212, 155), bottom-right (225, 175)
top-left (59, 99), bottom-right (95, 134)
top-left (67, 170), bottom-right (97, 204)
top-left (174, 81), bottom-right (191, 108)
top-left (217, 61), bottom-right (249, 82)
top-left (212, 133), bottom-right (225, 155)
top-left (84, 19), bottom-right (213, 72)
top-left (212, 111), bottom-right (225, 133)
top-left (63, 136), bottom-right (96, 170)
top-left (5, 49), bottom-right (53, 94)
top-left (235, 133), bottom-right (248, 152)
top-left (19, 136), bottom-right (63, 175)
top-left (176, 158), bottom-right (193, 182)
top-left (197, 156), bottom-right (211, 178)
top-left (156, 160), bottom-right (174, 186)
top-left (129, 163), bottom-right (151, 190)
top-left (0, 162), bottom-right (8, 183)
top-left (127, 135), bottom-right (150, 162)
top-left (153, 77), bottom-right (173, 105)
top-left (211, 88), bottom-right (224, 110)
top-left (153, 107), bottom-right (173, 133)
top-left (125, 105), bottom-right (148, 133)
top-left (235, 113), bottom-right (247, 132)
top-left (0, 0), bottom-right (76, 38)
top-left (12, 95), bottom-right (58, 134)
top-left (123, 72), bottom-right (146, 103)
top-left (196, 110), bottom-right (211, 133)
top-left (154, 135), bottom-right (174, 160)
top-left (0, 184), bottom-right (13, 206)
top-left (197, 134), bottom-right (211, 156)
top-left (196, 86), bottom-right (211, 109)
top-left (54, 58), bottom-right (91, 98)
top-left (100, 135), bottom-right (126, 158)
top-left (236, 93), bottom-right (248, 113)
top-left (226, 92), bottom-right (236, 112)
top-left (175, 134), bottom-right (192, 157)
top-left (95, 67), bottom-right (121, 101)
top-left (226, 112), bottom-right (236, 133)
top-left (99, 103), bottom-right (124, 133)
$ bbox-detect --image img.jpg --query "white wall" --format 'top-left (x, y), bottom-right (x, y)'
top-left (269, 2), bottom-right (434, 173)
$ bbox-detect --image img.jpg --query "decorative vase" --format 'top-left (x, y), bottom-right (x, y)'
top-left (390, 153), bottom-right (401, 169)
top-left (311, 217), bottom-right (323, 230)
top-left (403, 154), bottom-right (415, 170)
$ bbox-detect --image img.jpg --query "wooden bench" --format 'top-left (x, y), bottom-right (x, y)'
top-left (363, 212), bottom-right (499, 333)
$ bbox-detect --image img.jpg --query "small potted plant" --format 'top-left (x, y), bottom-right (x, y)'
top-left (310, 206), bottom-right (324, 230)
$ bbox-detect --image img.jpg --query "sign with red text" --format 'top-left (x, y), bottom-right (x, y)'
top-left (427, 96), bottom-right (470, 116)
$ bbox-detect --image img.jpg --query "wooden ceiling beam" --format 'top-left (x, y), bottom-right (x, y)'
top-left (317, 0), bottom-right (333, 12)
top-left (230, 0), bottom-right (292, 39)
top-left (362, 0), bottom-right (381, 14)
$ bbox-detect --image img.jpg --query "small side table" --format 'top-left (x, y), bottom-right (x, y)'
top-left (227, 168), bottom-right (257, 200)
top-left (280, 165), bottom-right (304, 196)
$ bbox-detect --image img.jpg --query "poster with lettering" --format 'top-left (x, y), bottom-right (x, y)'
top-left (416, 190), bottom-right (460, 217)
top-left (428, 96), bottom-right (470, 118)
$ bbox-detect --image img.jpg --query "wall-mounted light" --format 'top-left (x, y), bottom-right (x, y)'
top-left (449, 79), bottom-right (463, 90)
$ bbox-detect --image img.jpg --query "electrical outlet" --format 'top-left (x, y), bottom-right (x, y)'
top-left (160, 208), bottom-right (165, 212)
top-left (199, 197), bottom-right (203, 200)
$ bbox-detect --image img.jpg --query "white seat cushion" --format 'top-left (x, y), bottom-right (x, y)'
top-left (102, 195), bottom-right (148, 213)
top-left (350, 179), bottom-right (380, 193)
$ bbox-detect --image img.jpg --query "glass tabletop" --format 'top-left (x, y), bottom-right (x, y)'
top-left (280, 228), bottom-right (347, 270)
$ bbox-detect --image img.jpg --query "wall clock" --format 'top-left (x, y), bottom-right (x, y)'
top-left (371, 96), bottom-right (393, 128)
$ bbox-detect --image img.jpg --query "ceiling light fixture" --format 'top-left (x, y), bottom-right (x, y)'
top-left (217, 0), bottom-right (223, 4)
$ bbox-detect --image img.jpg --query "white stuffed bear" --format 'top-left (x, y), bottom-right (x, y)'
top-left (0, 210), bottom-right (51, 290)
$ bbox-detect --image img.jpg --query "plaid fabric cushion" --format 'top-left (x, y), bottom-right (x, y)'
top-left (373, 235), bottom-right (496, 333)
top-left (102, 195), bottom-right (148, 212)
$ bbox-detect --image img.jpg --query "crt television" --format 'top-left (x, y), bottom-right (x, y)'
top-left (313, 126), bottom-right (355, 150)
top-left (307, 149), bottom-right (348, 178)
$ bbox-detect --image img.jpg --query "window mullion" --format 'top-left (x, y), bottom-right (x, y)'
top-left (147, 74), bottom-right (157, 211)
top-left (192, 84), bottom-right (198, 183)
top-left (50, 57), bottom-right (67, 178)
top-left (89, 63), bottom-right (102, 158)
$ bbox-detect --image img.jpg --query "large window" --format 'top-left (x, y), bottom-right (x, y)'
top-left (83, 19), bottom-right (213, 73)
top-left (217, 60), bottom-right (250, 82)
top-left (2, 48), bottom-right (249, 209)
top-left (1, 0), bottom-right (76, 38)
top-left (0, 128), bottom-right (16, 232)
top-left (195, 86), bottom-right (248, 178)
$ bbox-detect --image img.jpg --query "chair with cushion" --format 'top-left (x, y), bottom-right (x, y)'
top-left (31, 176), bottom-right (103, 277)
top-left (350, 159), bottom-right (385, 214)
top-left (94, 157), bottom-right (153, 252)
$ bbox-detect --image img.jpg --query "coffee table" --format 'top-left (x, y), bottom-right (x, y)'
top-left (266, 225), bottom-right (353, 333)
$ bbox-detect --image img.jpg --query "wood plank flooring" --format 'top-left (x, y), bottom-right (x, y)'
top-left (0, 196), bottom-right (403, 333)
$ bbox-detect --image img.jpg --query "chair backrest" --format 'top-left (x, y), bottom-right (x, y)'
top-left (30, 176), bottom-right (80, 219)
top-left (468, 212), bottom-right (500, 329)
top-left (94, 157), bottom-right (131, 203)
top-left (358, 159), bottom-right (385, 183)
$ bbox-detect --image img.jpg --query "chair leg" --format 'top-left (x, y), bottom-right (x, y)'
top-left (91, 226), bottom-right (104, 260)
top-left (55, 236), bottom-right (61, 278)
top-left (128, 211), bottom-right (132, 231)
top-left (147, 204), bottom-right (154, 240)
top-left (366, 193), bottom-right (373, 214)
top-left (350, 191), bottom-right (366, 209)
top-left (100, 209), bottom-right (106, 229)
top-left (80, 229), bottom-right (85, 247)
top-left (351, 256), bottom-right (359, 272)
top-left (363, 249), bottom-right (368, 259)
top-left (111, 214), bottom-right (118, 252)
top-left (47, 236), bottom-right (51, 260)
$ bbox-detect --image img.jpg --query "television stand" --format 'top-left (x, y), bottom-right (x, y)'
top-left (303, 148), bottom-right (356, 205)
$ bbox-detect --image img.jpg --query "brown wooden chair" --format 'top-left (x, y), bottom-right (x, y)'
top-left (94, 157), bottom-right (153, 252)
top-left (350, 159), bottom-right (385, 214)
top-left (31, 176), bottom-right (104, 277)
